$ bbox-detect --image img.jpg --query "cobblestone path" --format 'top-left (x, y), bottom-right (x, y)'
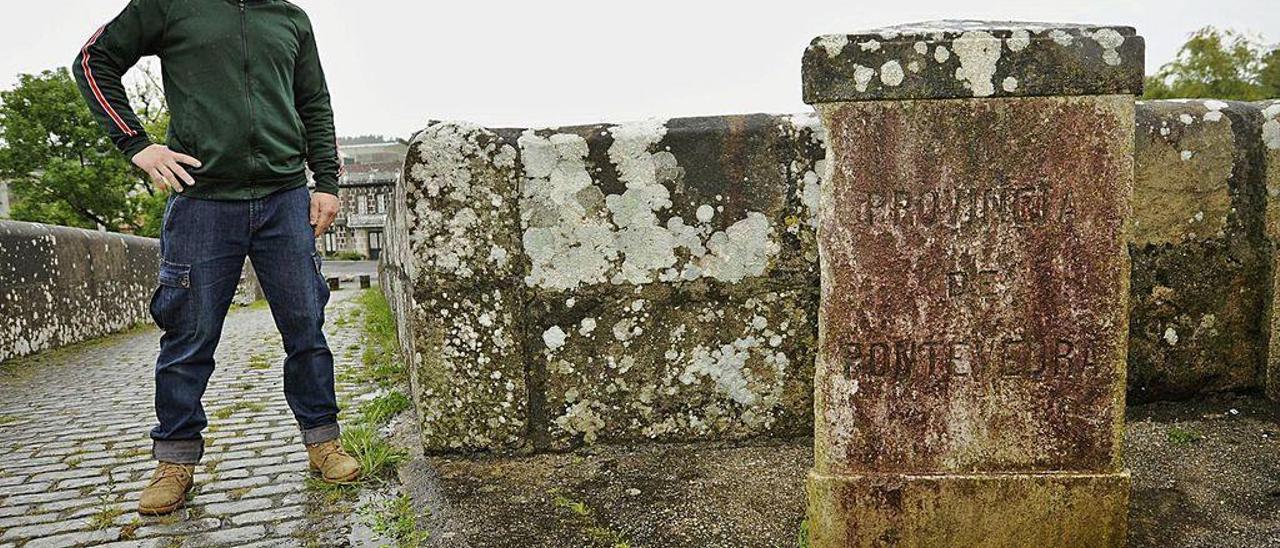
top-left (0, 288), bottom-right (376, 547)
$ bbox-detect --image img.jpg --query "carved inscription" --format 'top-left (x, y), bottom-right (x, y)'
top-left (839, 338), bottom-right (1094, 378)
top-left (853, 184), bottom-right (1076, 229)
top-left (838, 177), bottom-right (1094, 379)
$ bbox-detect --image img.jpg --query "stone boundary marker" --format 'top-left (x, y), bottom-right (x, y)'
top-left (803, 21), bottom-right (1140, 546)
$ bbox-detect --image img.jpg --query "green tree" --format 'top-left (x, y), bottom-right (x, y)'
top-left (0, 64), bottom-right (168, 233)
top-left (1261, 49), bottom-right (1280, 98)
top-left (1145, 27), bottom-right (1277, 100)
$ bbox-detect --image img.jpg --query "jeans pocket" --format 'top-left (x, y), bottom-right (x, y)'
top-left (312, 253), bottom-right (331, 310)
top-left (150, 260), bottom-right (193, 332)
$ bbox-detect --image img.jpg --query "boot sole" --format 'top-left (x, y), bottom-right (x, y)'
top-left (310, 466), bottom-right (361, 484)
top-left (137, 498), bottom-right (186, 516)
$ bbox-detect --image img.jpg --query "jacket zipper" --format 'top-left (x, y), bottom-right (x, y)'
top-left (239, 1), bottom-right (259, 175)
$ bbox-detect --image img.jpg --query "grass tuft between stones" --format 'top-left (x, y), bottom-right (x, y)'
top-left (362, 493), bottom-right (429, 547)
top-left (359, 391), bottom-right (412, 427)
top-left (337, 288), bottom-right (408, 389)
top-left (552, 492), bottom-right (632, 548)
top-left (341, 425), bottom-right (407, 480)
top-left (1167, 425), bottom-right (1204, 445)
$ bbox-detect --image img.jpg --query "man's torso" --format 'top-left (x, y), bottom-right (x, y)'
top-left (157, 0), bottom-right (311, 200)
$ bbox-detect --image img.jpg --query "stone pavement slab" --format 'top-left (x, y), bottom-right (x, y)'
top-left (0, 289), bottom-right (376, 547)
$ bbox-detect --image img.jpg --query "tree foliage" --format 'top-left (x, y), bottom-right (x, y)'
top-left (0, 63), bottom-right (169, 234)
top-left (1145, 27), bottom-right (1279, 100)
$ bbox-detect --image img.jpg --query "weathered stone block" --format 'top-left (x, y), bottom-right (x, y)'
top-left (385, 114), bottom-right (824, 452)
top-left (389, 122), bottom-right (529, 452)
top-left (408, 285), bottom-right (528, 451)
top-left (517, 115), bottom-right (801, 292)
top-left (806, 21), bottom-right (1138, 547)
top-left (534, 284), bottom-right (814, 449)
top-left (814, 95), bottom-right (1133, 474)
top-left (1129, 100), bottom-right (1269, 401)
top-left (401, 122), bottom-right (523, 286)
top-left (1262, 100), bottom-right (1280, 400)
top-left (806, 472), bottom-right (1129, 547)
top-left (519, 114), bottom-right (819, 449)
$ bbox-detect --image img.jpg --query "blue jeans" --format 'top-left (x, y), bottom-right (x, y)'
top-left (149, 185), bottom-right (339, 463)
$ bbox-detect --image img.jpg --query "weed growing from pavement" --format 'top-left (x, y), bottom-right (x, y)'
top-left (89, 498), bottom-right (125, 530)
top-left (552, 491), bottom-right (632, 547)
top-left (341, 425), bottom-right (406, 480)
top-left (304, 476), bottom-right (358, 504)
top-left (362, 492), bottom-right (428, 547)
top-left (247, 353), bottom-right (272, 370)
top-left (360, 391), bottom-right (411, 428)
top-left (1168, 425), bottom-right (1203, 445)
top-left (211, 400), bottom-right (266, 420)
top-left (336, 289), bottom-right (406, 389)
top-left (116, 447), bottom-right (149, 460)
top-left (118, 518), bottom-right (143, 540)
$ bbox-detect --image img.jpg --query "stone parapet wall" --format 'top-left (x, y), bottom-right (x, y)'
top-left (1129, 100), bottom-right (1272, 401)
top-left (385, 99), bottom-right (1280, 452)
top-left (1, 221), bottom-right (268, 363)
top-left (0, 221), bottom-right (159, 363)
top-left (384, 115), bottom-right (825, 452)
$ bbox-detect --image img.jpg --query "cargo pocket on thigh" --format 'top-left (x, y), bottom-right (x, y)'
top-left (150, 260), bottom-right (193, 332)
top-left (312, 253), bottom-right (331, 306)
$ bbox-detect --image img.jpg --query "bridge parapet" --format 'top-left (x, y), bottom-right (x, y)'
top-left (383, 100), bottom-right (1280, 453)
top-left (0, 220), bottom-right (158, 363)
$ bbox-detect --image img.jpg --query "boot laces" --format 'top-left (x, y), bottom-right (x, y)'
top-left (150, 462), bottom-right (192, 488)
top-left (310, 441), bottom-right (352, 467)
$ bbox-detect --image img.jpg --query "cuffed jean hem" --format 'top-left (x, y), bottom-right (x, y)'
top-left (153, 439), bottom-right (204, 464)
top-left (301, 423), bottom-right (340, 445)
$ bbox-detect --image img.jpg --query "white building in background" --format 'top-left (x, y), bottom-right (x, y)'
top-left (314, 141), bottom-right (408, 260)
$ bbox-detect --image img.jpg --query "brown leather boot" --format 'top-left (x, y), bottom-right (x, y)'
top-left (306, 440), bottom-right (361, 484)
top-left (137, 462), bottom-right (196, 515)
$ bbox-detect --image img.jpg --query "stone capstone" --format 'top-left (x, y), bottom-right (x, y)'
top-left (803, 21), bottom-right (1144, 103)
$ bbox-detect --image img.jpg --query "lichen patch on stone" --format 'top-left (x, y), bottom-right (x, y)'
top-left (816, 35), bottom-right (849, 58)
top-left (952, 31), bottom-right (1003, 97)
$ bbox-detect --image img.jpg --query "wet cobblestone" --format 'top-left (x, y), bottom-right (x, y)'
top-left (0, 289), bottom-right (374, 547)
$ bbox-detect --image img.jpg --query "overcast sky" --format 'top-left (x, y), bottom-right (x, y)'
top-left (2, 0), bottom-right (1277, 138)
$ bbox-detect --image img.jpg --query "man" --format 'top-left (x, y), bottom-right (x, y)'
top-left (73, 0), bottom-right (360, 515)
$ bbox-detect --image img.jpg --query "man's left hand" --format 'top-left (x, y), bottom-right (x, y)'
top-left (310, 192), bottom-right (340, 237)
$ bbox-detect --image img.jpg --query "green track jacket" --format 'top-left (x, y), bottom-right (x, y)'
top-left (73, 0), bottom-right (341, 199)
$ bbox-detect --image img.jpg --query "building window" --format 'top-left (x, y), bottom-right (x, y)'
top-left (324, 232), bottom-right (336, 253)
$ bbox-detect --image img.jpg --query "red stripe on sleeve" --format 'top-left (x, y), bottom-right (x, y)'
top-left (81, 26), bottom-right (137, 137)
